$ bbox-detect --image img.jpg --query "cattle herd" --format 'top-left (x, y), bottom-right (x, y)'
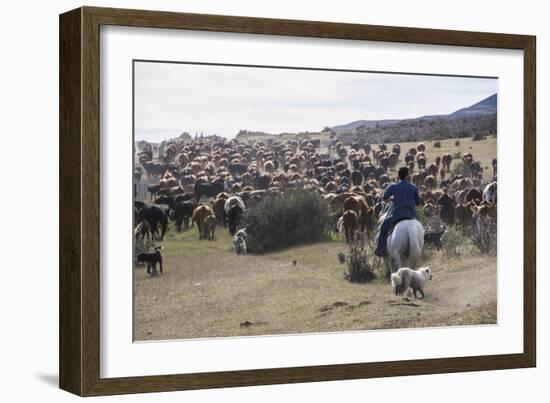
top-left (133, 135), bottom-right (498, 274)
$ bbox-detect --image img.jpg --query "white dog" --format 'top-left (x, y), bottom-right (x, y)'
top-left (233, 229), bottom-right (247, 255)
top-left (391, 267), bottom-right (432, 299)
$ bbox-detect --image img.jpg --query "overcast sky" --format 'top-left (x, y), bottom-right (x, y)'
top-left (134, 61), bottom-right (497, 142)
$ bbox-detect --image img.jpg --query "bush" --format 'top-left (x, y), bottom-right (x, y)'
top-left (452, 160), bottom-right (472, 177)
top-left (338, 246), bottom-right (375, 283)
top-left (469, 217), bottom-right (497, 255)
top-left (472, 133), bottom-right (486, 141)
top-left (443, 227), bottom-right (475, 258)
top-left (433, 141), bottom-right (442, 148)
top-left (455, 140), bottom-right (461, 146)
top-left (244, 190), bottom-right (332, 253)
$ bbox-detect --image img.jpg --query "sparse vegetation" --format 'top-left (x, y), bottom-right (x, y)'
top-left (433, 141), bottom-right (442, 148)
top-left (338, 246), bottom-right (375, 283)
top-left (469, 217), bottom-right (497, 255)
top-left (443, 227), bottom-right (475, 258)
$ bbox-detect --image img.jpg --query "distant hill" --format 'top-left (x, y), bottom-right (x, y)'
top-left (330, 119), bottom-right (401, 132)
top-left (330, 94), bottom-right (497, 144)
top-left (447, 93), bottom-right (497, 118)
top-left (331, 94), bottom-right (497, 132)
top-left (234, 94), bottom-right (497, 144)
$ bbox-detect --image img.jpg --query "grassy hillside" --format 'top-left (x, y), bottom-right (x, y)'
top-left (398, 135), bottom-right (497, 181)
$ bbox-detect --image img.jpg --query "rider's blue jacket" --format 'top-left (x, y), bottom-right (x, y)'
top-left (383, 180), bottom-right (421, 219)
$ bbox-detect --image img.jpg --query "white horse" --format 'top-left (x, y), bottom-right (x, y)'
top-left (385, 219), bottom-right (425, 273)
top-left (377, 202), bottom-right (424, 274)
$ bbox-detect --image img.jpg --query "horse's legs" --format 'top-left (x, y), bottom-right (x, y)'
top-left (383, 257), bottom-right (392, 278)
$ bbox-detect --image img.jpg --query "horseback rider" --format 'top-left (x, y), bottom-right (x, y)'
top-left (374, 166), bottom-right (421, 257)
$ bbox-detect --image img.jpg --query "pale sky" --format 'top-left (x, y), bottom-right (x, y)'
top-left (134, 61), bottom-right (497, 142)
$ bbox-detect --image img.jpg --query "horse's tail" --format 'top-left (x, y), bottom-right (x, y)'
top-left (404, 231), bottom-right (411, 259)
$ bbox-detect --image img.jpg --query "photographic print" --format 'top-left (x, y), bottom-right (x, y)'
top-left (132, 61), bottom-right (498, 342)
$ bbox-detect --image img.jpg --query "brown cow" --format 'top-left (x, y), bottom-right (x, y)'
top-left (211, 197), bottom-right (226, 225)
top-left (343, 195), bottom-right (369, 231)
top-left (427, 163), bottom-right (438, 178)
top-left (192, 204), bottom-right (214, 240)
top-left (442, 154), bottom-right (453, 170)
top-left (342, 209), bottom-right (358, 243)
top-left (473, 202), bottom-right (496, 220)
top-left (422, 202), bottom-right (437, 217)
top-left (455, 203), bottom-right (474, 228)
top-left (424, 175), bottom-right (437, 189)
top-left (204, 214), bottom-right (217, 240)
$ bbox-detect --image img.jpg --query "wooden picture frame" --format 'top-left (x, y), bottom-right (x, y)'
top-left (59, 6), bottom-right (536, 396)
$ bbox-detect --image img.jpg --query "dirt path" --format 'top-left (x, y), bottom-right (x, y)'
top-left (134, 227), bottom-right (496, 341)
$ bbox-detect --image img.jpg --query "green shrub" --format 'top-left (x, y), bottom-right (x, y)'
top-left (452, 160), bottom-right (472, 177)
top-left (245, 190), bottom-right (332, 253)
top-left (472, 133), bottom-right (486, 141)
top-left (338, 246), bottom-right (375, 283)
top-left (433, 141), bottom-right (442, 148)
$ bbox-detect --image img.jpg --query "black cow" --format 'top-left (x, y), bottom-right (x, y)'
top-left (340, 168), bottom-right (351, 179)
top-left (174, 193), bottom-right (192, 203)
top-left (351, 170), bottom-right (363, 186)
top-left (137, 205), bottom-right (168, 240)
top-left (174, 200), bottom-right (197, 231)
top-left (254, 174), bottom-right (271, 190)
top-left (229, 163), bottom-right (248, 176)
top-left (134, 200), bottom-right (147, 211)
top-left (194, 179), bottom-right (225, 201)
top-left (155, 196), bottom-right (176, 211)
top-left (437, 193), bottom-right (455, 226)
top-left (373, 166), bottom-right (385, 180)
top-left (226, 205), bottom-right (243, 235)
top-left (465, 188), bottom-right (483, 203)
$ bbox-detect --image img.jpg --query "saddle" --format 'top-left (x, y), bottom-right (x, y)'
top-left (387, 217), bottom-right (413, 235)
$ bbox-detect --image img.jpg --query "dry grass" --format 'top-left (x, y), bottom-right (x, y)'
top-left (398, 136), bottom-right (497, 181)
top-left (134, 224), bottom-right (496, 341)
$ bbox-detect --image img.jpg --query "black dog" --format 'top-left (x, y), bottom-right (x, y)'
top-left (424, 228), bottom-right (446, 251)
top-left (136, 247), bottom-right (163, 276)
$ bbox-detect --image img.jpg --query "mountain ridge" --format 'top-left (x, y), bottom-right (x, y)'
top-left (331, 93), bottom-right (497, 132)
